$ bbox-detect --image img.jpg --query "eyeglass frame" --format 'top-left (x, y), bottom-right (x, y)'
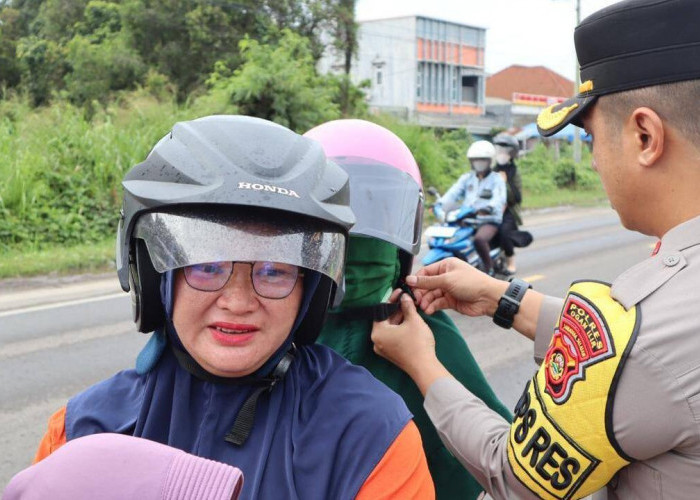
top-left (182, 261), bottom-right (304, 300)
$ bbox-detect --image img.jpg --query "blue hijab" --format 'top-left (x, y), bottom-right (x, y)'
top-left (65, 270), bottom-right (411, 499)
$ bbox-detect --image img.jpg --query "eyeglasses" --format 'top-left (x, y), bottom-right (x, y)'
top-left (183, 261), bottom-right (301, 299)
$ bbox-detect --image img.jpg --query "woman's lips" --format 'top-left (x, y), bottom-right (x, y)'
top-left (209, 322), bottom-right (258, 345)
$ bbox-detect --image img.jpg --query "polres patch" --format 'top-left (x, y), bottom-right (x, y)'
top-left (544, 294), bottom-right (615, 404)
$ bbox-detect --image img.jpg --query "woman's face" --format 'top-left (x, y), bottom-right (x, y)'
top-left (172, 263), bottom-right (303, 377)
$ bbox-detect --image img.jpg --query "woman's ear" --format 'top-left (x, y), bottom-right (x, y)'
top-left (630, 107), bottom-right (664, 167)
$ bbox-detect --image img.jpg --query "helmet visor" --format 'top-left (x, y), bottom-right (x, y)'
top-left (334, 159), bottom-right (423, 256)
top-left (133, 207), bottom-right (346, 285)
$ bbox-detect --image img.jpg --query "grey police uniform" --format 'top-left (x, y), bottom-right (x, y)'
top-left (424, 0), bottom-right (700, 498)
top-left (424, 214), bottom-right (700, 499)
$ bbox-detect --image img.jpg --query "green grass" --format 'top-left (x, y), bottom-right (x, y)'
top-left (0, 238), bottom-right (115, 279)
top-left (0, 93), bottom-right (609, 280)
top-left (523, 186), bottom-right (608, 209)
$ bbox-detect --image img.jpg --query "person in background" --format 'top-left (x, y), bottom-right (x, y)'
top-left (493, 133), bottom-right (523, 275)
top-left (304, 119), bottom-right (511, 500)
top-left (372, 0), bottom-right (700, 498)
top-left (433, 140), bottom-right (507, 276)
top-left (32, 115), bottom-right (434, 500)
top-left (4, 433), bottom-right (244, 500)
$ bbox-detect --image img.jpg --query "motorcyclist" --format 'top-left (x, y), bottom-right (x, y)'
top-left (493, 133), bottom-right (523, 275)
top-left (32, 115), bottom-right (435, 500)
top-left (433, 140), bottom-right (506, 276)
top-left (304, 119), bottom-right (512, 500)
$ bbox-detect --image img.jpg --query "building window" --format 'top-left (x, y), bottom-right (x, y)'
top-left (461, 75), bottom-right (478, 103)
top-left (376, 70), bottom-right (382, 85)
top-left (416, 63), bottom-right (423, 99)
top-left (461, 26), bottom-right (482, 46)
top-left (452, 67), bottom-right (459, 102)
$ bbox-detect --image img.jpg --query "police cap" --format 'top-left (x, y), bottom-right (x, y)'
top-left (537, 0), bottom-right (700, 136)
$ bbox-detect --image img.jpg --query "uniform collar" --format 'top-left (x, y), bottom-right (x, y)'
top-left (611, 214), bottom-right (700, 309)
top-left (658, 214), bottom-right (700, 253)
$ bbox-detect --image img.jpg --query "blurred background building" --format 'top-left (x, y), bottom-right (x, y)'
top-left (320, 15), bottom-right (495, 134)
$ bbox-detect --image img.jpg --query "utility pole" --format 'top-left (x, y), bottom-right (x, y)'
top-left (572, 0), bottom-right (582, 163)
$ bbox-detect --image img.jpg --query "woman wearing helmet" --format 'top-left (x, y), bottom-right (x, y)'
top-left (304, 120), bottom-right (511, 500)
top-left (493, 133), bottom-right (523, 275)
top-left (32, 116), bottom-right (434, 500)
top-left (434, 140), bottom-right (507, 276)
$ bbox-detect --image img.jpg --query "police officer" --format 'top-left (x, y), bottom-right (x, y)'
top-left (371, 0), bottom-right (700, 498)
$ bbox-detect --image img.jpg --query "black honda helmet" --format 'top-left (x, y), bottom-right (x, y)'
top-left (116, 115), bottom-right (355, 342)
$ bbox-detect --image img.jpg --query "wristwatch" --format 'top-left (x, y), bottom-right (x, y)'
top-left (493, 278), bottom-right (532, 329)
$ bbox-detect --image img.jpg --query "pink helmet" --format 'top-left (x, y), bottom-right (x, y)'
top-left (305, 119), bottom-right (422, 188)
top-left (305, 119), bottom-right (423, 277)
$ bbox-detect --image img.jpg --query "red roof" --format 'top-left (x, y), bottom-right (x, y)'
top-left (486, 65), bottom-right (574, 101)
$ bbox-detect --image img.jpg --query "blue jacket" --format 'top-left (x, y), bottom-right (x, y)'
top-left (439, 170), bottom-right (507, 224)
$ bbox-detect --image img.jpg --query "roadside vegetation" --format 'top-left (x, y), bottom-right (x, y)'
top-left (0, 0), bottom-right (604, 279)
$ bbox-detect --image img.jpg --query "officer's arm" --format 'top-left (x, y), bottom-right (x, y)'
top-left (424, 378), bottom-right (540, 499)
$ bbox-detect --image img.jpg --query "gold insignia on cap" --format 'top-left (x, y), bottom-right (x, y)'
top-left (579, 80), bottom-right (593, 93)
top-left (537, 103), bottom-right (579, 131)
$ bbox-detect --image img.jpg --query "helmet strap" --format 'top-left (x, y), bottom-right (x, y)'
top-left (329, 281), bottom-right (417, 322)
top-left (168, 341), bottom-right (297, 446)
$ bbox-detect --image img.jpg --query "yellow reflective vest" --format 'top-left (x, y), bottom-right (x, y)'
top-left (508, 281), bottom-right (640, 499)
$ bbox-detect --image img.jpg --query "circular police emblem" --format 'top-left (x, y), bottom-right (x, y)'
top-left (549, 351), bottom-right (565, 382)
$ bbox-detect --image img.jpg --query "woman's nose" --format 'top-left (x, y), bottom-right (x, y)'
top-left (215, 263), bottom-right (259, 312)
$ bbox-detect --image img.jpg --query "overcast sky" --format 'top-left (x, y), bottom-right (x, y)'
top-left (355, 0), bottom-right (621, 81)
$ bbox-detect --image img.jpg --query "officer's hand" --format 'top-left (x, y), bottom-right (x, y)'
top-left (407, 257), bottom-right (506, 317)
top-left (372, 294), bottom-right (437, 379)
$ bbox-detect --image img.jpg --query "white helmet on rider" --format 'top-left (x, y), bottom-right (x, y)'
top-left (467, 140), bottom-right (495, 173)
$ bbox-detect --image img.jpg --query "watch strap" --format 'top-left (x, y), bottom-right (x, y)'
top-left (493, 278), bottom-right (532, 329)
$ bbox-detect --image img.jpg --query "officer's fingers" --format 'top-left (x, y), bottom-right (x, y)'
top-left (417, 288), bottom-right (443, 310)
top-left (388, 288), bottom-right (403, 303)
top-left (405, 273), bottom-right (447, 292)
top-left (371, 320), bottom-right (399, 357)
top-left (399, 292), bottom-right (418, 318)
top-left (421, 295), bottom-right (451, 315)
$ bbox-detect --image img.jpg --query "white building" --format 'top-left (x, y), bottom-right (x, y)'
top-left (320, 16), bottom-right (490, 130)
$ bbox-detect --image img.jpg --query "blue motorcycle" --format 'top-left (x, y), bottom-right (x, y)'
top-left (422, 204), bottom-right (508, 273)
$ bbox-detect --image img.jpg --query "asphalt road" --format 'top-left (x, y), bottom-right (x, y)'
top-left (0, 205), bottom-right (655, 489)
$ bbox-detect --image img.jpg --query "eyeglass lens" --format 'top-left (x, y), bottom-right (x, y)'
top-left (183, 261), bottom-right (300, 299)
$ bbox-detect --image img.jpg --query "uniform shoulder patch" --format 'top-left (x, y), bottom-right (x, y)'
top-left (544, 293), bottom-right (615, 404)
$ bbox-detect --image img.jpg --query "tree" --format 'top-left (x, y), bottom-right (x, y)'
top-left (207, 29), bottom-right (340, 132)
top-left (16, 36), bottom-right (66, 105)
top-left (0, 7), bottom-right (22, 89)
top-left (120, 0), bottom-right (260, 101)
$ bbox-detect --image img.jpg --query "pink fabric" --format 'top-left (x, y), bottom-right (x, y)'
top-left (305, 119), bottom-right (422, 187)
top-left (3, 434), bottom-right (243, 500)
